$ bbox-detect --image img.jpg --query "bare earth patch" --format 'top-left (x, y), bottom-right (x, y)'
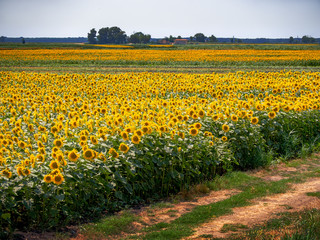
top-left (186, 178), bottom-right (320, 239)
top-left (135, 189), bottom-right (242, 226)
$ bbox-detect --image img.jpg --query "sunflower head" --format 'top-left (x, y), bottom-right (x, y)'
top-left (53, 139), bottom-right (63, 148)
top-left (251, 117), bottom-right (259, 125)
top-left (194, 122), bottom-right (202, 129)
top-left (231, 114), bottom-right (238, 122)
top-left (109, 148), bottom-right (119, 158)
top-left (53, 173), bottom-right (64, 185)
top-left (43, 174), bottom-right (52, 183)
top-left (49, 160), bottom-right (59, 170)
top-left (119, 143), bottom-right (129, 153)
top-left (121, 131), bottom-right (129, 141)
top-left (222, 124), bottom-right (230, 133)
top-left (68, 149), bottom-right (79, 162)
top-left (189, 128), bottom-right (198, 136)
top-left (83, 149), bottom-right (94, 160)
top-left (131, 135), bottom-right (140, 144)
top-left (268, 111), bottom-right (276, 119)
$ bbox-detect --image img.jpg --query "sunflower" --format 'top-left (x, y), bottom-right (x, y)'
top-left (80, 135), bottom-right (87, 142)
top-left (222, 136), bottom-right (228, 142)
top-left (1, 169), bottom-right (12, 179)
top-left (121, 131), bottom-right (129, 141)
top-left (43, 174), bottom-right (52, 183)
top-left (36, 154), bottom-right (45, 163)
top-left (141, 126), bottom-right (149, 133)
top-left (38, 147), bottom-right (46, 155)
top-left (16, 167), bottom-right (24, 176)
top-left (194, 122), bottom-right (202, 129)
top-left (68, 149), bottom-right (79, 162)
top-left (53, 139), bottom-right (63, 148)
top-left (198, 110), bottom-right (205, 118)
top-left (119, 143), bottom-right (129, 153)
top-left (53, 173), bottom-right (64, 185)
top-left (90, 136), bottom-right (98, 145)
top-left (18, 140), bottom-right (26, 149)
top-left (49, 160), bottom-right (59, 169)
top-left (83, 148), bottom-right (95, 160)
top-left (212, 115), bottom-right (219, 121)
top-left (178, 132), bottom-right (185, 139)
top-left (2, 139), bottom-right (8, 147)
top-left (28, 124), bottom-right (34, 132)
top-left (50, 169), bottom-right (60, 176)
top-left (135, 129), bottom-right (143, 137)
top-left (131, 135), bottom-right (140, 144)
top-left (51, 126), bottom-right (59, 134)
top-left (231, 114), bottom-right (238, 122)
top-left (189, 128), bottom-right (198, 136)
top-left (251, 117), bottom-right (259, 125)
top-left (109, 148), bottom-right (119, 158)
top-left (37, 141), bottom-right (44, 148)
top-left (23, 168), bottom-right (31, 176)
top-left (38, 126), bottom-right (46, 132)
top-left (268, 111), bottom-right (276, 119)
top-left (222, 124), bottom-right (230, 133)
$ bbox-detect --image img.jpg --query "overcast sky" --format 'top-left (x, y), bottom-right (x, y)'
top-left (0, 0), bottom-right (319, 38)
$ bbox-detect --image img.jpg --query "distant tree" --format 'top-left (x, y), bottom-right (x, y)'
top-left (109, 26), bottom-right (127, 44)
top-left (237, 38), bottom-right (242, 43)
top-left (97, 26), bottom-right (127, 44)
top-left (177, 35), bottom-right (182, 39)
top-left (87, 28), bottom-right (97, 44)
top-left (0, 36), bottom-right (7, 42)
top-left (301, 35), bottom-right (316, 44)
top-left (194, 33), bottom-right (206, 42)
top-left (289, 36), bottom-right (294, 44)
top-left (168, 35), bottom-right (175, 43)
top-left (21, 37), bottom-right (25, 44)
top-left (128, 32), bottom-right (151, 44)
top-left (189, 36), bottom-right (194, 42)
top-left (208, 35), bottom-right (217, 43)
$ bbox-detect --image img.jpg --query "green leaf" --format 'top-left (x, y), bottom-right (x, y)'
top-left (1, 213), bottom-right (10, 220)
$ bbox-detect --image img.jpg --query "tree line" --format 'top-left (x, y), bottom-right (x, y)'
top-left (87, 27), bottom-right (151, 44)
top-left (87, 26), bottom-right (220, 44)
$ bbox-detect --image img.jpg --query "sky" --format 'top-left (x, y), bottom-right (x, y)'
top-left (0, 0), bottom-right (319, 39)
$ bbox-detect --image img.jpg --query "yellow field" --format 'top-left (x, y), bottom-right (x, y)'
top-left (1, 49), bottom-right (320, 62)
top-left (1, 70), bottom-right (319, 182)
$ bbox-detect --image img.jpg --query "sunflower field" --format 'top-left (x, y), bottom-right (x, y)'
top-left (1, 70), bottom-right (320, 234)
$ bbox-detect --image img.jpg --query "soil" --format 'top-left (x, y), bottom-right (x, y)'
top-left (186, 178), bottom-right (320, 239)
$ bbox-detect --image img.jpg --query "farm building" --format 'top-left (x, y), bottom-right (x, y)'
top-left (173, 39), bottom-right (188, 45)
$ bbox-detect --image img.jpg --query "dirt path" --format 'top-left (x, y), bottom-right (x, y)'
top-left (134, 189), bottom-right (242, 227)
top-left (186, 177), bottom-right (320, 239)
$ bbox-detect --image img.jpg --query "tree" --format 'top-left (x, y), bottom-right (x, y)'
top-left (168, 35), bottom-right (175, 43)
top-left (194, 33), bottom-right (206, 42)
top-left (97, 26), bottom-right (127, 44)
top-left (289, 36), bottom-right (294, 44)
top-left (128, 32), bottom-right (151, 44)
top-left (0, 36), bottom-right (7, 42)
top-left (108, 26), bottom-right (127, 44)
top-left (87, 28), bottom-right (97, 44)
top-left (21, 37), bottom-right (25, 44)
top-left (302, 35), bottom-right (316, 44)
top-left (208, 35), bottom-right (217, 43)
